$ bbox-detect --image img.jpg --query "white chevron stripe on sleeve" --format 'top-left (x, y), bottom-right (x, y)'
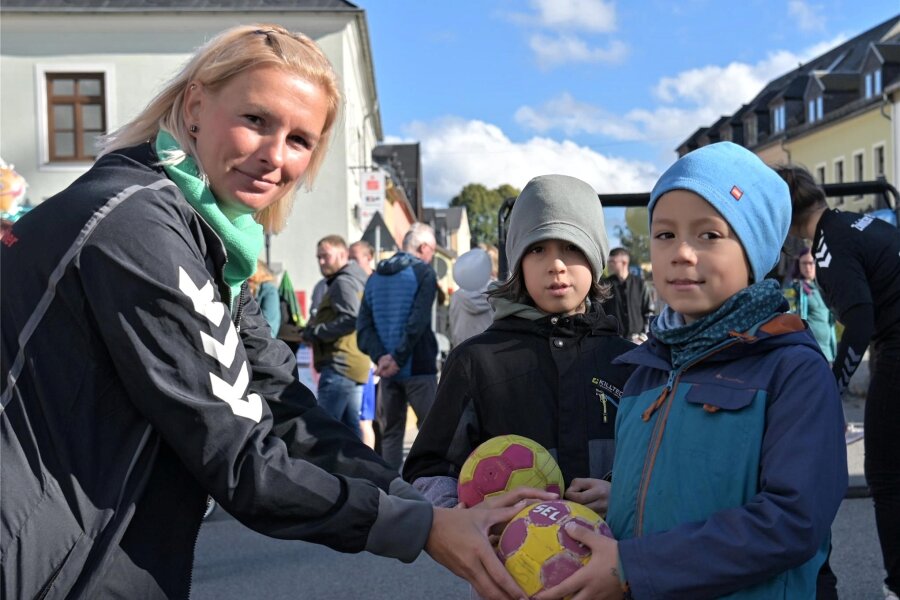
top-left (178, 267), bottom-right (225, 326)
top-left (210, 363), bottom-right (263, 423)
top-left (200, 325), bottom-right (239, 367)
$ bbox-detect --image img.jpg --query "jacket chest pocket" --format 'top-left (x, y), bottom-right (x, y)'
top-left (677, 383), bottom-right (764, 479)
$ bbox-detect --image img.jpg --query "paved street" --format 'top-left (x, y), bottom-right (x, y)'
top-left (193, 393), bottom-right (885, 599)
top-left (192, 493), bottom-right (883, 599)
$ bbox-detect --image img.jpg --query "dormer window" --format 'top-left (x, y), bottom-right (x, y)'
top-left (772, 104), bottom-right (786, 133)
top-left (808, 97), bottom-right (824, 123)
top-left (746, 116), bottom-right (758, 146)
top-left (865, 69), bottom-right (883, 99)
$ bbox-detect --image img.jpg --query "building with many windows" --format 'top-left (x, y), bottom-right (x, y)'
top-left (678, 15), bottom-right (900, 214)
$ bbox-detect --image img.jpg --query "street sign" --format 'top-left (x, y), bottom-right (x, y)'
top-left (359, 171), bottom-right (386, 231)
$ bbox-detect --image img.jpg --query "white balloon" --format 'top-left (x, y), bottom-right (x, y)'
top-left (453, 248), bottom-right (492, 292)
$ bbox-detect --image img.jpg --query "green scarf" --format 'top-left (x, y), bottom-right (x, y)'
top-left (155, 130), bottom-right (263, 309)
top-left (651, 279), bottom-right (786, 369)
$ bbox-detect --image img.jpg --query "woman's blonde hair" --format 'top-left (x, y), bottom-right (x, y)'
top-left (100, 24), bottom-right (342, 233)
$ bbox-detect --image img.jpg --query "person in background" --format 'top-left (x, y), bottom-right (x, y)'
top-left (477, 241), bottom-right (500, 280)
top-left (309, 276), bottom-right (328, 318)
top-left (601, 247), bottom-right (655, 343)
top-left (448, 247), bottom-right (494, 348)
top-left (302, 235), bottom-right (369, 436)
top-left (404, 175), bottom-right (635, 514)
top-left (539, 143), bottom-right (846, 600)
top-left (357, 222), bottom-right (439, 470)
top-left (248, 259), bottom-right (281, 337)
top-left (784, 248), bottom-right (837, 363)
top-left (348, 239), bottom-right (378, 448)
top-left (349, 239), bottom-right (375, 275)
top-left (0, 24), bottom-right (529, 600)
top-left (777, 164), bottom-right (900, 600)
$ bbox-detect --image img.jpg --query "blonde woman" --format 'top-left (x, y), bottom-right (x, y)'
top-left (0, 25), bottom-right (537, 599)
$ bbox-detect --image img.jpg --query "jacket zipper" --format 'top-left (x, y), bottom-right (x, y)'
top-left (181, 210), bottom-right (243, 598)
top-left (634, 368), bottom-right (682, 536)
top-left (186, 509), bottom-right (205, 600)
top-left (36, 549), bottom-right (72, 600)
top-left (632, 339), bottom-right (742, 536)
top-left (233, 283), bottom-right (247, 332)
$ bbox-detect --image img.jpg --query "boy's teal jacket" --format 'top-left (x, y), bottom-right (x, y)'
top-left (608, 312), bottom-right (847, 599)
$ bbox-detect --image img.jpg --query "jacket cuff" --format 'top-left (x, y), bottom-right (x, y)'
top-left (389, 476), bottom-right (426, 501)
top-left (617, 538), bottom-right (658, 599)
top-left (364, 490), bottom-right (433, 562)
top-left (411, 475), bottom-right (460, 508)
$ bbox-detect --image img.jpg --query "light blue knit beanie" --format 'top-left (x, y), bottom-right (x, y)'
top-left (648, 142), bottom-right (791, 283)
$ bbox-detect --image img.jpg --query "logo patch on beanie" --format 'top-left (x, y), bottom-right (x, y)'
top-left (730, 185), bottom-right (743, 201)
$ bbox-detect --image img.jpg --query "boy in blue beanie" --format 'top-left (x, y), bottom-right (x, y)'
top-left (534, 142), bottom-right (848, 600)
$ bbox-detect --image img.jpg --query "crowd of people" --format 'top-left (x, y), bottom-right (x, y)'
top-left (2, 21), bottom-right (899, 600)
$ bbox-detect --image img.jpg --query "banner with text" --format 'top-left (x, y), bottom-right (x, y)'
top-left (360, 171), bottom-right (386, 231)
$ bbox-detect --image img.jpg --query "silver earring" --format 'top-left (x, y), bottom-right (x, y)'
top-left (189, 124), bottom-right (198, 133)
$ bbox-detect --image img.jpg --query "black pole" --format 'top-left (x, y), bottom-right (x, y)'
top-left (497, 197), bottom-right (516, 280)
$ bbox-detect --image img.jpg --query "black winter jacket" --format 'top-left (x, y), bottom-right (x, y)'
top-left (403, 305), bottom-right (636, 505)
top-left (0, 142), bottom-right (431, 599)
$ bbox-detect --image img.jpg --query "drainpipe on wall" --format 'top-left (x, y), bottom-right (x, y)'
top-left (885, 88), bottom-right (900, 200)
top-left (780, 136), bottom-right (791, 165)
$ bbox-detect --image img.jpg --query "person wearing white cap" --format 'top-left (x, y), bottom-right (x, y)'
top-left (448, 248), bottom-right (494, 348)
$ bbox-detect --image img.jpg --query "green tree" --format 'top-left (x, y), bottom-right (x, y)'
top-left (615, 206), bottom-right (650, 267)
top-left (449, 183), bottom-right (520, 246)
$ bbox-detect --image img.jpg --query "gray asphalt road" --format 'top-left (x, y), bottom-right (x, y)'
top-left (191, 495), bottom-right (885, 599)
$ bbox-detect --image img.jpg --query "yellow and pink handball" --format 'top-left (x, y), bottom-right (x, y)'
top-left (457, 434), bottom-right (564, 507)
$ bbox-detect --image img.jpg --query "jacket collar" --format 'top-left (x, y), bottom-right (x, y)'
top-left (490, 303), bottom-right (620, 337)
top-left (615, 312), bottom-right (822, 370)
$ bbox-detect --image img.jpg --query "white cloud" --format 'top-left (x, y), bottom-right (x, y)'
top-left (788, 0), bottom-right (826, 32)
top-left (388, 118), bottom-right (659, 204)
top-left (529, 0), bottom-right (617, 33)
top-left (516, 35), bottom-right (848, 146)
top-left (530, 34), bottom-right (628, 69)
top-left (514, 92), bottom-right (643, 140)
top-left (503, 0), bottom-right (625, 69)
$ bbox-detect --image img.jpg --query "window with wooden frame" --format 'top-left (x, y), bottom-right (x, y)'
top-left (46, 73), bottom-right (106, 162)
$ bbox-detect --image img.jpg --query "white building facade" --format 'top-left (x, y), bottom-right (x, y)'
top-left (0, 1), bottom-right (383, 301)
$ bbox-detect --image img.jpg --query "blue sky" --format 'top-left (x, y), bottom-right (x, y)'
top-left (361, 0), bottom-right (898, 238)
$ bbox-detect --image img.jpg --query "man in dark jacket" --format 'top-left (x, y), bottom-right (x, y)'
top-left (357, 223), bottom-right (438, 469)
top-left (303, 235), bottom-right (370, 437)
top-left (601, 247), bottom-right (655, 342)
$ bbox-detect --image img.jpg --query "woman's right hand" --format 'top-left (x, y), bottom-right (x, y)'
top-left (475, 487), bottom-right (559, 541)
top-left (426, 504), bottom-right (527, 600)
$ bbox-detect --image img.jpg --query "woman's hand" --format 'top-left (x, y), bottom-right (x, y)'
top-left (533, 523), bottom-right (623, 600)
top-left (426, 504), bottom-right (530, 600)
top-left (565, 478), bottom-right (611, 515)
top-left (456, 487), bottom-right (559, 543)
